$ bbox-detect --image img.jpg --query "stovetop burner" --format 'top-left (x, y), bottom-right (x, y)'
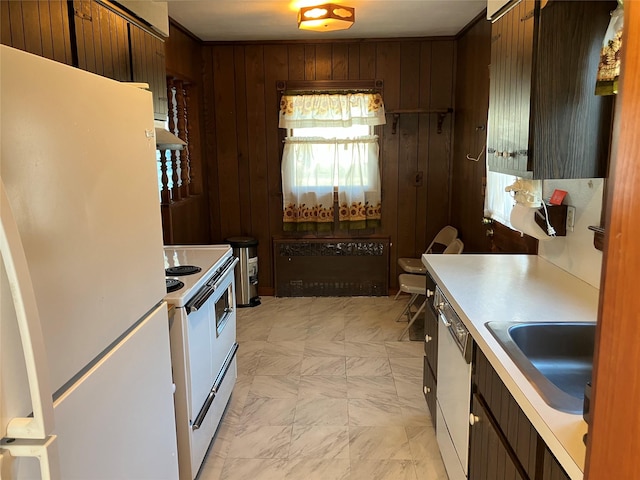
top-left (166, 278), bottom-right (184, 293)
top-left (165, 265), bottom-right (202, 276)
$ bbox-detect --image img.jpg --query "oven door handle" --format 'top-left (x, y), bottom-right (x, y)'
top-left (186, 258), bottom-right (239, 313)
top-left (213, 257), bottom-right (239, 291)
top-left (192, 343), bottom-right (239, 430)
top-left (186, 285), bottom-right (215, 314)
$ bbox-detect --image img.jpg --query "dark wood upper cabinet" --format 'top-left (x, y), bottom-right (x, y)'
top-left (1, 1), bottom-right (73, 65)
top-left (3, 0), bottom-right (168, 122)
top-left (129, 23), bottom-right (168, 122)
top-left (487, 0), bottom-right (536, 177)
top-left (487, 0), bottom-right (615, 179)
top-left (73, 0), bottom-right (131, 82)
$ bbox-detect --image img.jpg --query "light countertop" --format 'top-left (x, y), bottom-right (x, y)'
top-left (422, 254), bottom-right (599, 480)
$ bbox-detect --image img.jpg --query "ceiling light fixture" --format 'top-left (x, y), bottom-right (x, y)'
top-left (297, 3), bottom-right (355, 32)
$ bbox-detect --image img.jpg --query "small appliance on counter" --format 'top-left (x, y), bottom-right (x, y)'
top-left (163, 245), bottom-right (239, 480)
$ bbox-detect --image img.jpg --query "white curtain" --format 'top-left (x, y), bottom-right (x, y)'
top-left (280, 93), bottom-right (385, 232)
top-left (282, 136), bottom-right (381, 231)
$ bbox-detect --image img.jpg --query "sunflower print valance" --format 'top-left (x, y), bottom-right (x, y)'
top-left (279, 93), bottom-right (386, 128)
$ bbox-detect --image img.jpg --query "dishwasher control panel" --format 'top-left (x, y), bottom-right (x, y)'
top-left (434, 286), bottom-right (473, 363)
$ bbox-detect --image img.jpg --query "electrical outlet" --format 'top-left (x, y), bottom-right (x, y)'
top-left (566, 205), bottom-right (576, 231)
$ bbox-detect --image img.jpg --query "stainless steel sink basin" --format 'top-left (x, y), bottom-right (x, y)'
top-left (485, 322), bottom-right (596, 414)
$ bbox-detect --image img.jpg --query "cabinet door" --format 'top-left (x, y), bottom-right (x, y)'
top-left (474, 348), bottom-right (538, 479)
top-left (130, 23), bottom-right (168, 121)
top-left (423, 356), bottom-right (437, 426)
top-left (469, 394), bottom-right (526, 480)
top-left (540, 446), bottom-right (571, 480)
top-left (487, 0), bottom-right (536, 178)
top-left (424, 273), bottom-right (439, 375)
top-left (1, 1), bottom-right (73, 65)
top-left (73, 0), bottom-right (131, 81)
top-left (531, 0), bottom-right (615, 179)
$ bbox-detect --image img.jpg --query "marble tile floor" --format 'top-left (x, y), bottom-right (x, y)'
top-left (196, 296), bottom-right (448, 480)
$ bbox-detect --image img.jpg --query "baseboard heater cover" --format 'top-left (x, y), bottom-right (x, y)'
top-left (274, 238), bottom-right (390, 297)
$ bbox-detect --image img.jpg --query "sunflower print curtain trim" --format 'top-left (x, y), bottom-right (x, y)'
top-left (338, 201), bottom-right (381, 230)
top-left (283, 202), bottom-right (335, 231)
top-left (279, 93), bottom-right (386, 128)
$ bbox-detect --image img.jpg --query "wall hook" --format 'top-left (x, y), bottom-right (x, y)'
top-left (392, 114), bottom-right (400, 134)
top-left (466, 145), bottom-right (485, 162)
top-left (436, 109), bottom-right (453, 134)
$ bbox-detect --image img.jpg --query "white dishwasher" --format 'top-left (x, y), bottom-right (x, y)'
top-left (434, 286), bottom-right (473, 480)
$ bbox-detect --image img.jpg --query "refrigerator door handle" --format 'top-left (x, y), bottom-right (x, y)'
top-left (0, 179), bottom-right (56, 441)
top-left (1, 435), bottom-right (60, 479)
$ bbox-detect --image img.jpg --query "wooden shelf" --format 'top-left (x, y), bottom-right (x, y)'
top-left (386, 108), bottom-right (453, 134)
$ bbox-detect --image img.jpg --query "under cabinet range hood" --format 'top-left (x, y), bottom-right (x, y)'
top-left (154, 120), bottom-right (186, 151)
top-left (125, 83), bottom-right (185, 151)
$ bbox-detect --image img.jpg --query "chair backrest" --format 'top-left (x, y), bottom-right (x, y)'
top-left (443, 238), bottom-right (464, 255)
top-left (425, 225), bottom-right (458, 254)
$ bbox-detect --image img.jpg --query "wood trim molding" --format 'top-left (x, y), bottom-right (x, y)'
top-left (276, 79), bottom-right (383, 94)
top-left (585, 3), bottom-right (640, 478)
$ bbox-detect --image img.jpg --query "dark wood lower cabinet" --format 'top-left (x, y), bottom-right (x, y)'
top-left (469, 394), bottom-right (526, 480)
top-left (541, 446), bottom-right (571, 480)
top-left (422, 356), bottom-right (437, 425)
top-left (471, 348), bottom-right (572, 480)
top-left (422, 272), bottom-right (438, 425)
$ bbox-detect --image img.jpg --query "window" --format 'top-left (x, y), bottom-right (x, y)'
top-left (279, 92), bottom-right (386, 232)
top-left (287, 124), bottom-right (373, 188)
top-left (157, 79), bottom-right (198, 204)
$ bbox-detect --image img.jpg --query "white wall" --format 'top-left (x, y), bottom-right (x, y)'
top-left (538, 178), bottom-right (604, 288)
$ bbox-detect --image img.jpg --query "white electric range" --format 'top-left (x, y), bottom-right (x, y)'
top-left (163, 245), bottom-right (239, 480)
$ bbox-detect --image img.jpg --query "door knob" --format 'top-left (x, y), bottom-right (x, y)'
top-left (425, 335), bottom-right (432, 343)
top-left (469, 413), bottom-right (480, 425)
top-left (423, 386), bottom-right (431, 394)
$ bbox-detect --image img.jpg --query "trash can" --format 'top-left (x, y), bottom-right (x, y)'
top-left (226, 236), bottom-right (260, 307)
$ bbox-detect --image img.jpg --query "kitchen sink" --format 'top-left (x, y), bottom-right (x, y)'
top-left (485, 321), bottom-right (596, 414)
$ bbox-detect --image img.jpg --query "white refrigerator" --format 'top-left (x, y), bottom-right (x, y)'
top-left (0, 45), bottom-right (179, 479)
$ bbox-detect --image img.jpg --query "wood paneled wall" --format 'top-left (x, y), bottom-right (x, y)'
top-left (451, 15), bottom-right (493, 253)
top-left (202, 39), bottom-right (455, 293)
top-left (451, 15), bottom-right (538, 255)
top-left (163, 22), bottom-right (210, 245)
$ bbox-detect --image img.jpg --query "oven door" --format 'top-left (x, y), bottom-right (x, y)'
top-left (186, 265), bottom-right (236, 421)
